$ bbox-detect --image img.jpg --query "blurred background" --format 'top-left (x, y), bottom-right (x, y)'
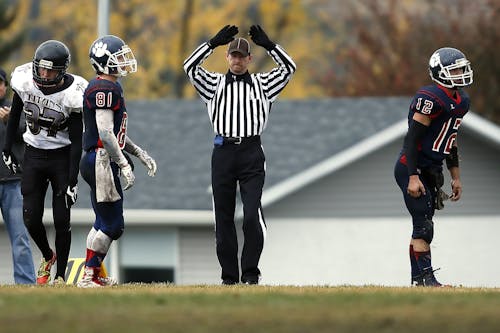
top-left (0, 0), bottom-right (499, 286)
top-left (1, 0), bottom-right (498, 123)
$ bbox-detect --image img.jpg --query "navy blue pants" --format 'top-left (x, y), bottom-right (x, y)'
top-left (80, 151), bottom-right (124, 240)
top-left (394, 160), bottom-right (436, 239)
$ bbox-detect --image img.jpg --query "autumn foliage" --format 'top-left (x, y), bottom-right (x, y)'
top-left (1, 0), bottom-right (498, 123)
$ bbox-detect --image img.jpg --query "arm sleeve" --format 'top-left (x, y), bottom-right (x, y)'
top-left (183, 42), bottom-right (221, 103)
top-left (3, 91), bottom-right (23, 152)
top-left (257, 45), bottom-right (296, 102)
top-left (67, 111), bottom-right (83, 186)
top-left (403, 120), bottom-right (428, 175)
top-left (124, 136), bottom-right (144, 157)
top-left (96, 109), bottom-right (128, 168)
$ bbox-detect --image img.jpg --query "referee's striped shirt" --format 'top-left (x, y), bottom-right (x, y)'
top-left (183, 42), bottom-right (296, 138)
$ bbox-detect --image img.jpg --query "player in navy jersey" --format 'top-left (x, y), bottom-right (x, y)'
top-left (2, 40), bottom-right (87, 285)
top-left (395, 47), bottom-right (473, 287)
top-left (77, 35), bottom-right (157, 288)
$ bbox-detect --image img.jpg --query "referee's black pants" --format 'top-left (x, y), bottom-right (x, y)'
top-left (211, 137), bottom-right (266, 283)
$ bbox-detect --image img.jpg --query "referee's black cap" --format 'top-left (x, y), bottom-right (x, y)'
top-left (228, 38), bottom-right (250, 57)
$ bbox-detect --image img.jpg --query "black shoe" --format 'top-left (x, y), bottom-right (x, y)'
top-left (222, 279), bottom-right (238, 285)
top-left (241, 276), bottom-right (259, 285)
top-left (411, 275), bottom-right (424, 286)
top-left (422, 268), bottom-right (450, 287)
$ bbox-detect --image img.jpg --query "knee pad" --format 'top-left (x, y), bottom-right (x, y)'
top-left (86, 227), bottom-right (98, 249)
top-left (412, 219), bottom-right (434, 244)
top-left (91, 230), bottom-right (113, 253)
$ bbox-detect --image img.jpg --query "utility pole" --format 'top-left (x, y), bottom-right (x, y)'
top-left (97, 0), bottom-right (110, 37)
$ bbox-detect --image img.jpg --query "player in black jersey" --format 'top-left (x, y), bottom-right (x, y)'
top-left (2, 40), bottom-right (88, 285)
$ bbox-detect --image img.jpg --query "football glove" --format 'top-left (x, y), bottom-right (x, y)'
top-left (137, 150), bottom-right (157, 177)
top-left (2, 150), bottom-right (21, 174)
top-left (123, 152), bottom-right (135, 171)
top-left (120, 164), bottom-right (135, 190)
top-left (65, 185), bottom-right (78, 209)
top-left (249, 25), bottom-right (275, 51)
top-left (209, 25), bottom-right (238, 48)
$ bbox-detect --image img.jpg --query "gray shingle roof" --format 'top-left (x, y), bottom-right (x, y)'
top-left (73, 97), bottom-right (410, 210)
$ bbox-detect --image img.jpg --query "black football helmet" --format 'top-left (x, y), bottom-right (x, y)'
top-left (428, 47), bottom-right (473, 89)
top-left (89, 35), bottom-right (137, 77)
top-left (32, 40), bottom-right (70, 88)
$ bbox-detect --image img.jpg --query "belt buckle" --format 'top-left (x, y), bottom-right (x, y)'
top-left (234, 137), bottom-right (242, 145)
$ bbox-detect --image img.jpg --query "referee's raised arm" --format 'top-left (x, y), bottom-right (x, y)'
top-left (183, 25), bottom-right (296, 286)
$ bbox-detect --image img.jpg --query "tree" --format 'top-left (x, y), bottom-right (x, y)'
top-left (3, 0), bottom-right (498, 124)
top-left (0, 0), bottom-right (30, 67)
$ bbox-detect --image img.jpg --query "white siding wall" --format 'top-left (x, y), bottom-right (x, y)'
top-left (177, 227), bottom-right (220, 284)
top-left (264, 132), bottom-right (500, 218)
top-left (260, 216), bottom-right (500, 287)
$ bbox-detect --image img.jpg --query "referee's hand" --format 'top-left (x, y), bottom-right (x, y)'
top-left (209, 25), bottom-right (238, 48)
top-left (249, 25), bottom-right (275, 51)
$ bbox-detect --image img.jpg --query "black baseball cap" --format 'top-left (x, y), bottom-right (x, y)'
top-left (228, 38), bottom-right (250, 56)
top-left (0, 69), bottom-right (7, 84)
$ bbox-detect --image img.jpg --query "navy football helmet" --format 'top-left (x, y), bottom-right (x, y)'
top-left (89, 35), bottom-right (137, 77)
top-left (32, 40), bottom-right (70, 88)
top-left (428, 47), bottom-right (473, 88)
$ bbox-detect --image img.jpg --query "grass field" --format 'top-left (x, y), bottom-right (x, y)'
top-left (1, 284), bottom-right (500, 333)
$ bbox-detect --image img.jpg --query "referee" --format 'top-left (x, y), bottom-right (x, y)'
top-left (184, 24), bottom-right (296, 285)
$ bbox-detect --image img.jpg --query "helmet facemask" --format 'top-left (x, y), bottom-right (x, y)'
top-left (33, 60), bottom-right (67, 87)
top-left (105, 45), bottom-right (137, 77)
top-left (436, 59), bottom-right (473, 88)
top-left (90, 43), bottom-right (137, 77)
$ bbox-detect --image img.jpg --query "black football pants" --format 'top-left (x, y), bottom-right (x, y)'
top-left (211, 139), bottom-right (266, 283)
top-left (21, 145), bottom-right (71, 279)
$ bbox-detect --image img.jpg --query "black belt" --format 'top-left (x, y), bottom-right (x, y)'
top-left (214, 135), bottom-right (260, 146)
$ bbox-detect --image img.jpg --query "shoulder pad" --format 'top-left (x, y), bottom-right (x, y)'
top-left (411, 86), bottom-right (445, 116)
top-left (10, 63), bottom-right (34, 95)
top-left (63, 75), bottom-right (89, 110)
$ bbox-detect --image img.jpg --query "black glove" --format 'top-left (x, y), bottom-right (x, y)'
top-left (65, 185), bottom-right (78, 209)
top-left (249, 25), bottom-right (276, 51)
top-left (208, 25), bottom-right (238, 48)
top-left (2, 150), bottom-right (21, 174)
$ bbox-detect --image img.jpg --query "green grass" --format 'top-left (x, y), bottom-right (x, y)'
top-left (1, 284), bottom-right (499, 333)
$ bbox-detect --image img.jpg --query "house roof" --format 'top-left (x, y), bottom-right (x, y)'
top-left (72, 97), bottom-right (500, 212)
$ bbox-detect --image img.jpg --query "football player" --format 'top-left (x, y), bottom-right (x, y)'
top-left (2, 40), bottom-right (88, 285)
top-left (394, 47), bottom-right (473, 287)
top-left (77, 35), bottom-right (157, 288)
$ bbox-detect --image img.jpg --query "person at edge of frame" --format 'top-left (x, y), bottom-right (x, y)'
top-left (0, 67), bottom-right (36, 284)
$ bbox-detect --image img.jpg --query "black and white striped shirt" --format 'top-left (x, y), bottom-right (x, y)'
top-left (184, 42), bottom-right (296, 137)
